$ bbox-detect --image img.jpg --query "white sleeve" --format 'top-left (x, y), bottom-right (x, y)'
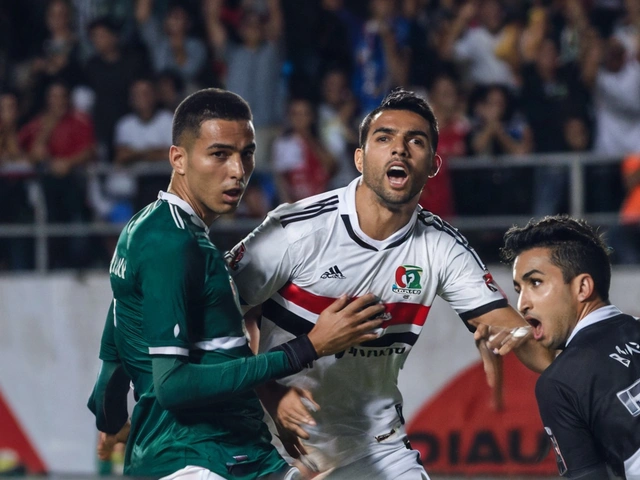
top-left (436, 232), bottom-right (507, 322)
top-left (226, 214), bottom-right (297, 306)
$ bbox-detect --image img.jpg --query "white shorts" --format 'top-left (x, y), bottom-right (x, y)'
top-left (160, 465), bottom-right (301, 480)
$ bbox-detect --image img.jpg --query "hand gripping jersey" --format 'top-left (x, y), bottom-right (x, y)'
top-left (227, 177), bottom-right (507, 468)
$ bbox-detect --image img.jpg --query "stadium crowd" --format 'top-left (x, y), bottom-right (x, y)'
top-left (0, 0), bottom-right (639, 270)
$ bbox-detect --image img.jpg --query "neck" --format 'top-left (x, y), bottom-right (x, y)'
top-left (167, 178), bottom-right (217, 226)
top-left (354, 181), bottom-right (417, 240)
top-left (576, 299), bottom-right (609, 324)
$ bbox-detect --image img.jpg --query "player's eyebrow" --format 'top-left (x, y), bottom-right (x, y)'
top-left (522, 269), bottom-right (544, 281)
top-left (372, 127), bottom-right (397, 136)
top-left (372, 127), bottom-right (429, 140)
top-left (206, 142), bottom-right (256, 151)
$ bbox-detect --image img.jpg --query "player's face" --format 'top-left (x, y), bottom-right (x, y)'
top-left (512, 247), bottom-right (580, 350)
top-left (355, 109), bottom-right (436, 207)
top-left (181, 119), bottom-right (255, 223)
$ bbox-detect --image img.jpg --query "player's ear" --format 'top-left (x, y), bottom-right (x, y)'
top-left (354, 147), bottom-right (364, 173)
top-left (428, 153), bottom-right (442, 178)
top-left (574, 273), bottom-right (595, 302)
top-left (169, 145), bottom-right (186, 175)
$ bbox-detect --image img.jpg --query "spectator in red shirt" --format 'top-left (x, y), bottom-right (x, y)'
top-left (19, 80), bottom-right (96, 268)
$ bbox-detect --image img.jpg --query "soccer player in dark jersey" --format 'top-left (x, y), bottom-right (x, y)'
top-left (502, 215), bottom-right (640, 479)
top-left (86, 88), bottom-right (385, 479)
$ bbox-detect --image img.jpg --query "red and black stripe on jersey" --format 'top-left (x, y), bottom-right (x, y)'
top-left (262, 281), bottom-right (430, 347)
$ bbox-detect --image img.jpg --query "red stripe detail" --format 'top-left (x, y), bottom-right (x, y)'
top-left (277, 282), bottom-right (431, 327)
top-left (0, 389), bottom-right (47, 473)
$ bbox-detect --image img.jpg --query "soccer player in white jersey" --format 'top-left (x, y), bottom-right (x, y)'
top-left (226, 88), bottom-right (553, 479)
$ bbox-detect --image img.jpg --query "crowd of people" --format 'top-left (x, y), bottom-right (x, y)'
top-left (1, 0), bottom-right (640, 270)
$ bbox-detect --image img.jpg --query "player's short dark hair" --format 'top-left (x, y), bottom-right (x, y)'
top-left (172, 88), bottom-right (253, 146)
top-left (359, 87), bottom-right (439, 154)
top-left (500, 215), bottom-right (612, 301)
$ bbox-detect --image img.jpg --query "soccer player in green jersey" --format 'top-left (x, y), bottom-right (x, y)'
top-left (87, 88), bottom-right (385, 479)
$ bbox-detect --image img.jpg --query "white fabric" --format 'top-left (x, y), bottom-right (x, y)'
top-left (193, 336), bottom-right (247, 351)
top-left (160, 465), bottom-right (225, 480)
top-left (453, 27), bottom-right (516, 88)
top-left (625, 445), bottom-right (640, 479)
top-left (594, 59), bottom-right (640, 155)
top-left (565, 305), bottom-right (624, 346)
top-left (114, 110), bottom-right (173, 150)
top-left (229, 177), bottom-right (506, 470)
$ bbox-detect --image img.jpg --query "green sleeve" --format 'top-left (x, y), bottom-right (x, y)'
top-left (152, 351), bottom-right (289, 410)
top-left (152, 334), bottom-right (319, 411)
top-left (87, 304), bottom-right (130, 434)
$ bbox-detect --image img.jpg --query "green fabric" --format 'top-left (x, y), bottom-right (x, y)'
top-left (89, 198), bottom-right (289, 478)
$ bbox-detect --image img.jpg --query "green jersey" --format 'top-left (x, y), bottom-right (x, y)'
top-left (98, 192), bottom-right (295, 478)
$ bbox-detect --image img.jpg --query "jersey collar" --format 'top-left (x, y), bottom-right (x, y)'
top-left (338, 176), bottom-right (419, 251)
top-left (158, 191), bottom-right (209, 233)
top-left (565, 304), bottom-right (625, 346)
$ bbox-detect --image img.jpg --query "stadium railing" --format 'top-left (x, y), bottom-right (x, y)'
top-left (0, 152), bottom-right (624, 272)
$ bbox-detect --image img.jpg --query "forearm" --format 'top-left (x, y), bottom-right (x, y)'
top-left (153, 336), bottom-right (317, 410)
top-left (515, 339), bottom-right (556, 373)
top-left (87, 360), bottom-right (131, 434)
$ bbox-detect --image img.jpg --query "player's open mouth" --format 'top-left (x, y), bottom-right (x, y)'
top-left (223, 188), bottom-right (243, 201)
top-left (524, 316), bottom-right (543, 340)
top-left (387, 165), bottom-right (408, 188)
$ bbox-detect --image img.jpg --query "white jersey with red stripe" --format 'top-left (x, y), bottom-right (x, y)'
top-left (226, 177), bottom-right (507, 469)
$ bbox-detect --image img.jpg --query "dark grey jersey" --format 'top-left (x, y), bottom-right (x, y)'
top-left (536, 306), bottom-right (640, 479)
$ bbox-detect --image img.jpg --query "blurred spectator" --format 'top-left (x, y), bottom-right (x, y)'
top-left (442, 0), bottom-right (518, 89)
top-left (521, 37), bottom-right (591, 153)
top-left (315, 0), bottom-right (361, 78)
top-left (135, 0), bottom-right (208, 89)
top-left (272, 97), bottom-right (336, 203)
top-left (612, 0), bottom-right (640, 59)
top-left (419, 73), bottom-right (468, 219)
top-left (402, 0), bottom-right (451, 90)
top-left (204, 0), bottom-right (286, 172)
top-left (468, 84), bottom-right (532, 156)
top-left (580, 22), bottom-right (640, 212)
top-left (317, 68), bottom-right (359, 189)
top-left (71, 0), bottom-right (138, 62)
top-left (609, 153), bottom-right (640, 264)
top-left (519, 35), bottom-right (592, 215)
top-left (463, 84), bottom-right (533, 215)
top-left (583, 24), bottom-right (640, 156)
top-left (113, 77), bottom-right (173, 212)
top-left (155, 69), bottom-right (185, 112)
top-left (18, 80), bottom-right (95, 269)
top-left (0, 91), bottom-right (33, 270)
top-left (21, 0), bottom-right (84, 118)
top-left (84, 16), bottom-right (150, 162)
top-left (352, 0), bottom-right (411, 115)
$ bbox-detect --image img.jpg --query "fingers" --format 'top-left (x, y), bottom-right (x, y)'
top-left (296, 388), bottom-right (320, 412)
top-left (347, 293), bottom-right (380, 311)
top-left (325, 294), bottom-right (350, 313)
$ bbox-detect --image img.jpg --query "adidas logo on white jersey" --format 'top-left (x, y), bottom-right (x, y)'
top-left (321, 265), bottom-right (346, 279)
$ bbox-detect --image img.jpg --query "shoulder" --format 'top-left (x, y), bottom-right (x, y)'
top-left (128, 201), bottom-right (198, 255)
top-left (416, 210), bottom-right (469, 245)
top-left (270, 189), bottom-right (341, 229)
